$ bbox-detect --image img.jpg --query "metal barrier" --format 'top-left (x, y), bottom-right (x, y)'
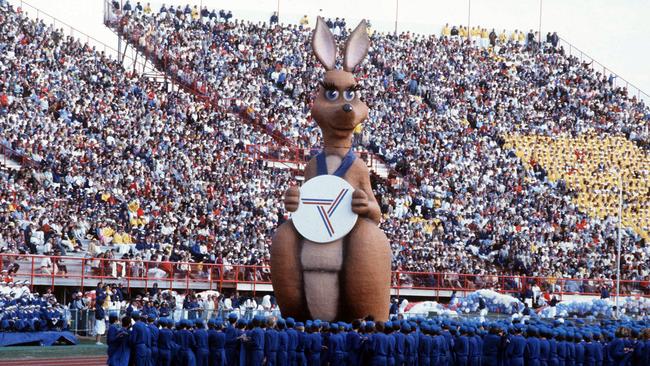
top-left (558, 37), bottom-right (649, 103)
top-left (1, 253), bottom-right (649, 299)
top-left (0, 143), bottom-right (38, 168)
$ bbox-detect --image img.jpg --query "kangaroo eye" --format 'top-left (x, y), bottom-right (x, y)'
top-left (343, 90), bottom-right (356, 101)
top-left (324, 89), bottom-right (339, 101)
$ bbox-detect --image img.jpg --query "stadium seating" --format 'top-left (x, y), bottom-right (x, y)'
top-left (0, 1), bottom-right (648, 291)
top-left (103, 4), bottom-right (649, 284)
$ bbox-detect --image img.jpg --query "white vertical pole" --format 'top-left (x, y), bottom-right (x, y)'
top-left (467, 0), bottom-right (471, 42)
top-left (394, 0), bottom-right (399, 34)
top-left (538, 0), bottom-right (543, 46)
top-left (615, 172), bottom-right (622, 317)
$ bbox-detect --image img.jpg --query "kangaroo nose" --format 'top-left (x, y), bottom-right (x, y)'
top-left (342, 104), bottom-right (353, 113)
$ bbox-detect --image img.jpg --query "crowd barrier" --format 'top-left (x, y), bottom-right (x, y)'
top-left (2, 254), bottom-right (649, 300)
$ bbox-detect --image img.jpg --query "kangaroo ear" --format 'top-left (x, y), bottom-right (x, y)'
top-left (312, 16), bottom-right (336, 70)
top-left (343, 20), bottom-right (370, 72)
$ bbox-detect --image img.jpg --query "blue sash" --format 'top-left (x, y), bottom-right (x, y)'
top-left (316, 147), bottom-right (356, 177)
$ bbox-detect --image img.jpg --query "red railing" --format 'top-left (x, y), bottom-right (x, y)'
top-left (0, 144), bottom-right (39, 168)
top-left (2, 253), bottom-right (649, 299)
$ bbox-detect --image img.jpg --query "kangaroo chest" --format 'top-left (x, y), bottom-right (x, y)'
top-left (301, 153), bottom-right (345, 271)
top-left (300, 153), bottom-right (348, 321)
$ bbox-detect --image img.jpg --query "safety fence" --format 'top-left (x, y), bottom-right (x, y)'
top-left (557, 37), bottom-right (649, 103)
top-left (2, 254), bottom-right (649, 299)
top-left (0, 143), bottom-right (37, 169)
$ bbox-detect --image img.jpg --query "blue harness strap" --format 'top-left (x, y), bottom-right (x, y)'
top-left (316, 147), bottom-right (357, 177)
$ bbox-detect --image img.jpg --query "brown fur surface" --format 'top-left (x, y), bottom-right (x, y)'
top-left (270, 16), bottom-right (391, 322)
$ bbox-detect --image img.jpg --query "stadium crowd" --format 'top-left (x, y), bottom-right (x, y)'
top-left (0, 0), bottom-right (648, 295)
top-left (107, 2), bottom-right (649, 286)
top-left (0, 2), bottom-right (290, 278)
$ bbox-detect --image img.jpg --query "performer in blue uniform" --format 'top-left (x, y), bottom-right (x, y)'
top-left (208, 319), bottom-right (227, 366)
top-left (107, 314), bottom-right (131, 366)
top-left (285, 318), bottom-right (299, 366)
top-left (147, 316), bottom-right (160, 366)
top-left (157, 318), bottom-right (175, 366)
top-left (401, 323), bottom-right (416, 366)
top-left (326, 322), bottom-right (346, 365)
top-left (418, 323), bottom-right (432, 366)
top-left (194, 319), bottom-right (210, 366)
top-left (175, 319), bottom-right (197, 366)
top-left (346, 320), bottom-right (363, 366)
top-left (129, 312), bottom-right (152, 366)
top-left (296, 322), bottom-right (308, 366)
top-left (391, 321), bottom-right (406, 366)
top-left (384, 322), bottom-right (396, 366)
top-left (265, 318), bottom-right (280, 366)
top-left (246, 316), bottom-right (266, 366)
top-left (468, 327), bottom-right (481, 366)
top-left (506, 325), bottom-right (526, 366)
top-left (482, 325), bottom-right (502, 366)
top-left (277, 319), bottom-right (289, 366)
top-left (607, 327), bottom-right (632, 366)
top-left (370, 321), bottom-right (390, 366)
top-left (539, 327), bottom-right (551, 366)
top-left (574, 333), bottom-right (585, 366)
top-left (525, 326), bottom-right (541, 366)
top-left (306, 322), bottom-right (322, 366)
top-left (225, 313), bottom-right (240, 366)
top-left (455, 326), bottom-right (471, 366)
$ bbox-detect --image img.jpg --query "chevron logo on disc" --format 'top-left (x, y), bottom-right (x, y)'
top-left (292, 175), bottom-right (358, 243)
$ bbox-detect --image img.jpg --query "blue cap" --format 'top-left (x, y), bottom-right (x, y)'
top-left (286, 317), bottom-right (295, 327)
top-left (228, 313), bottom-right (238, 320)
top-left (365, 321), bottom-right (375, 331)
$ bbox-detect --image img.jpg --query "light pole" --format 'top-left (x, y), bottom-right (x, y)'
top-left (394, 0), bottom-right (399, 34)
top-left (467, 0), bottom-right (471, 42)
top-left (615, 171), bottom-right (623, 318)
top-left (538, 0), bottom-right (543, 46)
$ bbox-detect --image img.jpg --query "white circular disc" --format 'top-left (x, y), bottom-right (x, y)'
top-left (292, 175), bottom-right (358, 243)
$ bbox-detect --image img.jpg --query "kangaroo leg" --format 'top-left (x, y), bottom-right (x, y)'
top-left (341, 218), bottom-right (392, 321)
top-left (270, 220), bottom-right (309, 320)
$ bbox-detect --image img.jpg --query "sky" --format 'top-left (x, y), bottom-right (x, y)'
top-left (14, 0), bottom-right (650, 101)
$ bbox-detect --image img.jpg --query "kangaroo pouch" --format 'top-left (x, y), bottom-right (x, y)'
top-left (301, 238), bottom-right (343, 321)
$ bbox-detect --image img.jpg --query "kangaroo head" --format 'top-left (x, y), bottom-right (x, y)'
top-left (311, 17), bottom-right (370, 147)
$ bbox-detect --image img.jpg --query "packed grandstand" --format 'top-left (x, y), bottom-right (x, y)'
top-left (1, 0), bottom-right (647, 289)
top-left (0, 0), bottom-right (649, 363)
